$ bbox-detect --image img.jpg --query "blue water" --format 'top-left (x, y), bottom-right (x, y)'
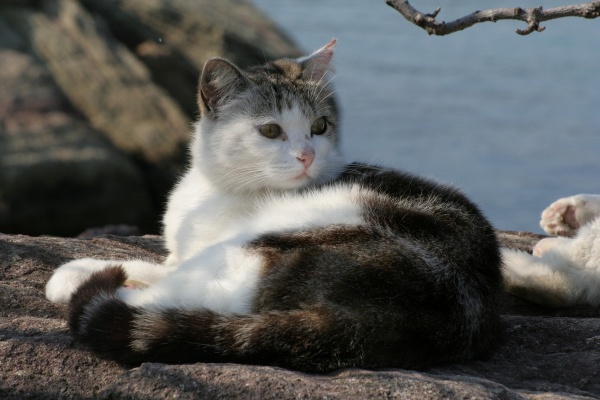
top-left (252, 0), bottom-right (600, 233)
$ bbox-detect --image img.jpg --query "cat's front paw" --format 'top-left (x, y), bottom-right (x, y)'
top-left (45, 258), bottom-right (118, 303)
top-left (540, 195), bottom-right (600, 236)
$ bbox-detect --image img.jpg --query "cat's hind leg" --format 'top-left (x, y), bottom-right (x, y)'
top-left (502, 248), bottom-right (575, 306)
top-left (503, 217), bottom-right (600, 306)
top-left (540, 194), bottom-right (600, 236)
top-left (46, 258), bottom-right (173, 304)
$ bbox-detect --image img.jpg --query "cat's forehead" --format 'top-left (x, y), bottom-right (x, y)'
top-left (250, 59), bottom-right (304, 83)
top-left (243, 60), bottom-right (335, 118)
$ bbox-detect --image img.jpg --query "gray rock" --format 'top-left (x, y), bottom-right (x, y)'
top-left (0, 0), bottom-right (301, 236)
top-left (0, 20), bottom-right (155, 236)
top-left (0, 231), bottom-right (598, 399)
top-left (79, 0), bottom-right (301, 117)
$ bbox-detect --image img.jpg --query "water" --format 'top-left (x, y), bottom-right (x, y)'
top-left (252, 0), bottom-right (600, 233)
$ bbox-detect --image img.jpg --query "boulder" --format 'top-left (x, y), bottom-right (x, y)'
top-left (0, 0), bottom-right (301, 236)
top-left (1, 231), bottom-right (598, 399)
top-left (0, 20), bottom-right (155, 236)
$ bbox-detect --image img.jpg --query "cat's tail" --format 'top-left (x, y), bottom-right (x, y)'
top-left (501, 248), bottom-right (599, 307)
top-left (69, 266), bottom-right (417, 371)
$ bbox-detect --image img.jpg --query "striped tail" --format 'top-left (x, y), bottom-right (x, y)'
top-left (69, 265), bottom-right (488, 371)
top-left (68, 266), bottom-right (384, 370)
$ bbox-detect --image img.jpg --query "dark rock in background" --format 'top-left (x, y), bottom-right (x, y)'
top-left (1, 231), bottom-right (598, 399)
top-left (0, 0), bottom-right (300, 236)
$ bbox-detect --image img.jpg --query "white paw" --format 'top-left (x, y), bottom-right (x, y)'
top-left (540, 195), bottom-right (600, 236)
top-left (45, 258), bottom-right (117, 303)
top-left (532, 237), bottom-right (570, 257)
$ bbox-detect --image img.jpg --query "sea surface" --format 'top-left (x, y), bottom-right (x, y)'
top-left (252, 0), bottom-right (600, 233)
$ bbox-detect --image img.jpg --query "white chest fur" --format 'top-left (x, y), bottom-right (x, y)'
top-left (162, 167), bottom-right (257, 265)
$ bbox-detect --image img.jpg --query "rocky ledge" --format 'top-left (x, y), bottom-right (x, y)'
top-left (1, 231), bottom-right (599, 399)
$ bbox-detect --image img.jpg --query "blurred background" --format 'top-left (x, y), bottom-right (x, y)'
top-left (1, 0), bottom-right (598, 237)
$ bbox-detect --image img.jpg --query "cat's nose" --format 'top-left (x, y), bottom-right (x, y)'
top-left (296, 149), bottom-right (315, 169)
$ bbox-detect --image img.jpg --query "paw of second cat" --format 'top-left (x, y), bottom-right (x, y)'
top-left (540, 195), bottom-right (599, 236)
top-left (532, 237), bottom-right (570, 257)
top-left (45, 258), bottom-right (121, 304)
top-left (540, 198), bottom-right (579, 236)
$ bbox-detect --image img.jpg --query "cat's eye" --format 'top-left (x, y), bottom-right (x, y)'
top-left (310, 117), bottom-right (327, 136)
top-left (259, 123), bottom-right (282, 139)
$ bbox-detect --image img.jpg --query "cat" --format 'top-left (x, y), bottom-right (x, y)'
top-left (503, 194), bottom-right (600, 307)
top-left (45, 39), bottom-right (503, 372)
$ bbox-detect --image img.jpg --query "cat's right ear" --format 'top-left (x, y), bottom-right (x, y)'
top-left (198, 58), bottom-right (250, 118)
top-left (297, 38), bottom-right (336, 82)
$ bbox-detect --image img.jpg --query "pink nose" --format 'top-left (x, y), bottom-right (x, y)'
top-left (296, 149), bottom-right (315, 169)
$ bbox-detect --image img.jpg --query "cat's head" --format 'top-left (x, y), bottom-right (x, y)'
top-left (192, 39), bottom-right (345, 193)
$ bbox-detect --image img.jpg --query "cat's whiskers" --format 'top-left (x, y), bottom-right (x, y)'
top-left (219, 164), bottom-right (262, 180)
top-left (313, 68), bottom-right (335, 88)
top-left (218, 162), bottom-right (264, 177)
top-left (221, 169), bottom-right (265, 188)
top-left (315, 89), bottom-right (339, 109)
top-left (313, 74), bottom-right (337, 101)
top-left (230, 174), bottom-right (271, 195)
top-left (218, 164), bottom-right (273, 194)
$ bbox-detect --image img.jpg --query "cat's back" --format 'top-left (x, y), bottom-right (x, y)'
top-left (334, 163), bottom-right (501, 285)
top-left (333, 163), bottom-right (495, 238)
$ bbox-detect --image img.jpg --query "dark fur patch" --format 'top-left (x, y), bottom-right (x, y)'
top-left (69, 265), bottom-right (127, 335)
top-left (68, 266), bottom-right (144, 363)
top-left (270, 59), bottom-right (304, 82)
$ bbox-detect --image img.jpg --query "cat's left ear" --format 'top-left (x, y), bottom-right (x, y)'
top-left (297, 38), bottom-right (336, 82)
top-left (199, 58), bottom-right (251, 118)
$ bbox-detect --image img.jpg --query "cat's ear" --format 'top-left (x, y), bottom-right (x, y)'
top-left (198, 58), bottom-right (250, 117)
top-left (297, 38), bottom-right (336, 82)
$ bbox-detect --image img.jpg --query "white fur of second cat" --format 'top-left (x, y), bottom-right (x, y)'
top-left (502, 194), bottom-right (600, 306)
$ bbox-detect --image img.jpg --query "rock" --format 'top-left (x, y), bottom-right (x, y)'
top-left (6, 0), bottom-right (190, 165)
top-left (76, 224), bottom-right (142, 239)
top-left (79, 0), bottom-right (301, 117)
top-left (0, 20), bottom-right (155, 236)
top-left (0, 0), bottom-right (301, 236)
top-left (1, 231), bottom-right (598, 399)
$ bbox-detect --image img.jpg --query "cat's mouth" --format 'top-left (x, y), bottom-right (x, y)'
top-left (282, 170), bottom-right (312, 188)
top-left (294, 172), bottom-right (309, 180)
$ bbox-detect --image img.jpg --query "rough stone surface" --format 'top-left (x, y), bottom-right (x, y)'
top-left (0, 0), bottom-right (300, 236)
top-left (0, 25), bottom-right (155, 236)
top-left (1, 231), bottom-right (598, 399)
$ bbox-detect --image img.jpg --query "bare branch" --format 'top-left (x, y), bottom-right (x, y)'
top-left (385, 0), bottom-right (600, 35)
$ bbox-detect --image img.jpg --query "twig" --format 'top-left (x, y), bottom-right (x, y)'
top-left (385, 0), bottom-right (600, 35)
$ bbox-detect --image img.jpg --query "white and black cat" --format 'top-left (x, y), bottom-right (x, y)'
top-left (503, 194), bottom-right (600, 307)
top-left (46, 40), bottom-right (503, 372)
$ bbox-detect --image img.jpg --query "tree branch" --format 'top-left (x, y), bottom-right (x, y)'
top-left (385, 0), bottom-right (600, 35)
